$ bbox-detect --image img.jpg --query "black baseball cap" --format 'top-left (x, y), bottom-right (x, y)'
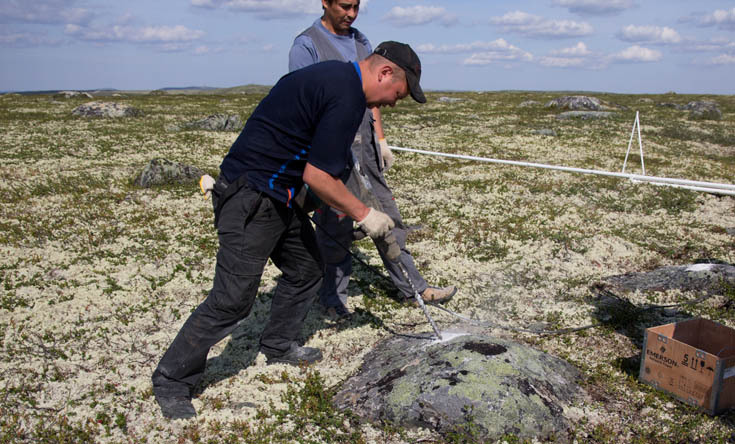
top-left (373, 41), bottom-right (426, 104)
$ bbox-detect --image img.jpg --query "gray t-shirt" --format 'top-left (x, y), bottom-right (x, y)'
top-left (288, 18), bottom-right (372, 72)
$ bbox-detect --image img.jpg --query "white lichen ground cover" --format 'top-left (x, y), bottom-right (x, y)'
top-left (1, 91), bottom-right (734, 443)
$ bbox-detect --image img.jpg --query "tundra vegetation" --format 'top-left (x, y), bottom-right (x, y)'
top-left (0, 89), bottom-right (734, 443)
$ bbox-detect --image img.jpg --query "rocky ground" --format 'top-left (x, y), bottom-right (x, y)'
top-left (1, 90), bottom-right (734, 443)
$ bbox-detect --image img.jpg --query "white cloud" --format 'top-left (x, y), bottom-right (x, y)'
top-left (539, 56), bottom-right (587, 68)
top-left (610, 45), bottom-right (662, 63)
top-left (676, 37), bottom-right (734, 53)
top-left (618, 25), bottom-right (681, 44)
top-left (65, 24), bottom-right (205, 45)
top-left (417, 39), bottom-right (526, 55)
top-left (458, 39), bottom-right (533, 65)
top-left (490, 11), bottom-right (593, 38)
top-left (190, 0), bottom-right (330, 18)
top-left (550, 42), bottom-right (591, 56)
top-left (0, 31), bottom-right (62, 47)
top-left (708, 54), bottom-right (735, 65)
top-left (0, 0), bottom-right (93, 25)
top-left (383, 6), bottom-right (458, 27)
top-left (699, 8), bottom-right (735, 31)
top-left (552, 0), bottom-right (633, 16)
top-left (540, 42), bottom-right (598, 68)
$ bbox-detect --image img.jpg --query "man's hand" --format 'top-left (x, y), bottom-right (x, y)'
top-left (379, 138), bottom-right (394, 171)
top-left (357, 207), bottom-right (394, 239)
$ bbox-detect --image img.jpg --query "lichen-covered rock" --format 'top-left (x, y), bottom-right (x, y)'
top-left (437, 96), bottom-right (463, 104)
top-left (602, 262), bottom-right (735, 294)
top-left (133, 158), bottom-right (203, 188)
top-left (72, 101), bottom-right (143, 118)
top-left (545, 95), bottom-right (602, 111)
top-left (176, 114), bottom-right (243, 132)
top-left (556, 111), bottom-right (613, 120)
top-left (657, 102), bottom-right (685, 110)
top-left (519, 100), bottom-right (540, 108)
top-left (54, 91), bottom-right (93, 99)
top-left (334, 333), bottom-right (584, 441)
top-left (684, 101), bottom-right (722, 121)
top-left (532, 128), bottom-right (557, 136)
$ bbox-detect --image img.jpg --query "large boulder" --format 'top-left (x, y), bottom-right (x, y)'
top-left (545, 95), bottom-right (602, 111)
top-left (176, 114), bottom-right (243, 132)
top-left (133, 158), bottom-right (203, 188)
top-left (684, 101), bottom-right (721, 121)
top-left (335, 332), bottom-right (585, 441)
top-left (72, 101), bottom-right (143, 118)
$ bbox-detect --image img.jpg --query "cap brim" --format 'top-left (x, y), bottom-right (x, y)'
top-left (406, 72), bottom-right (426, 104)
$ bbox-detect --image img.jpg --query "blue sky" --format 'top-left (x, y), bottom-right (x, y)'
top-left (1, 0), bottom-right (734, 93)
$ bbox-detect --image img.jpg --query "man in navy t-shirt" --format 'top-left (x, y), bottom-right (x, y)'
top-left (220, 60), bottom-right (365, 206)
top-left (152, 41), bottom-right (426, 420)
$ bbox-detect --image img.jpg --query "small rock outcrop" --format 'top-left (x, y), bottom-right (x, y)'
top-left (532, 128), bottom-right (557, 136)
top-left (556, 111), bottom-right (613, 120)
top-left (684, 101), bottom-right (721, 121)
top-left (519, 100), bottom-right (541, 108)
top-left (175, 114), bottom-right (243, 132)
top-left (545, 95), bottom-right (602, 111)
top-left (54, 91), bottom-right (93, 99)
top-left (72, 101), bottom-right (143, 118)
top-left (335, 333), bottom-right (585, 442)
top-left (133, 158), bottom-right (203, 188)
top-left (602, 262), bottom-right (735, 294)
top-left (437, 96), bottom-right (463, 104)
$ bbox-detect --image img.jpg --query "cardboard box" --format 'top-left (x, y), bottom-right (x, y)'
top-left (639, 318), bottom-right (735, 415)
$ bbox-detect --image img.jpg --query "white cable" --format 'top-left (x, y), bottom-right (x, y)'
top-left (390, 145), bottom-right (735, 195)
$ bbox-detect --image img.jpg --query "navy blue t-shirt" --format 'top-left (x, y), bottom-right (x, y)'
top-left (220, 61), bottom-right (366, 206)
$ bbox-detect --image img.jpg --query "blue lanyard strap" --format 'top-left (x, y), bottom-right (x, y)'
top-left (352, 61), bottom-right (362, 82)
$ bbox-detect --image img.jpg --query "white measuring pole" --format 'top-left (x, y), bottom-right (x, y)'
top-left (622, 111), bottom-right (645, 175)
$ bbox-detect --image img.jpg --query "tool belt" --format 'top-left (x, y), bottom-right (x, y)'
top-left (212, 175), bottom-right (262, 229)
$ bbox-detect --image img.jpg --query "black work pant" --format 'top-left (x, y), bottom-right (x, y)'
top-left (152, 179), bottom-right (323, 398)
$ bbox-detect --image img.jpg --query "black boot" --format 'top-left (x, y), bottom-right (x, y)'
top-left (155, 395), bottom-right (197, 419)
top-left (265, 342), bottom-right (323, 366)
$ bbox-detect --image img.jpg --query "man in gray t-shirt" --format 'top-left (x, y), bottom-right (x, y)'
top-left (288, 0), bottom-right (456, 320)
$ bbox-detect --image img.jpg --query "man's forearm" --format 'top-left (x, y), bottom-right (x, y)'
top-left (303, 163), bottom-right (370, 221)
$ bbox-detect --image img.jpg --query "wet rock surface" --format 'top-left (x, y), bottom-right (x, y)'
top-left (133, 158), bottom-right (203, 188)
top-left (602, 262), bottom-right (735, 294)
top-left (72, 101), bottom-right (143, 118)
top-left (335, 332), bottom-right (585, 441)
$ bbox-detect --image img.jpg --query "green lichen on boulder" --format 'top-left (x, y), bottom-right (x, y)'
top-left (133, 158), bottom-right (203, 188)
top-left (334, 333), bottom-right (585, 441)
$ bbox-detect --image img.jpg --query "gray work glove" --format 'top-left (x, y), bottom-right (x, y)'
top-left (199, 174), bottom-right (215, 199)
top-left (357, 207), bottom-right (394, 239)
top-left (379, 138), bottom-right (394, 171)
